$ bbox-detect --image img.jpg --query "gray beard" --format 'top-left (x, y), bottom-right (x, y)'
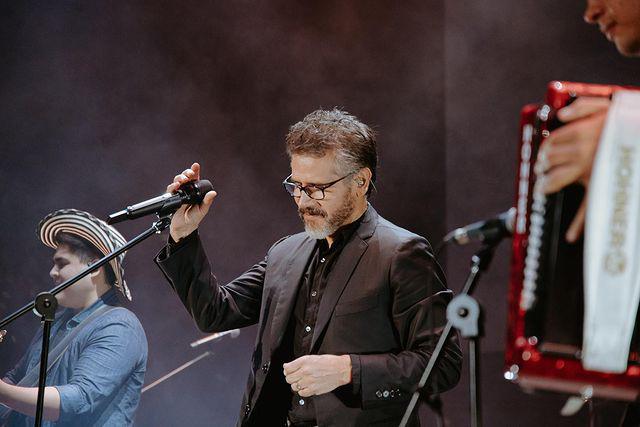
top-left (302, 190), bottom-right (356, 240)
top-left (304, 223), bottom-right (334, 240)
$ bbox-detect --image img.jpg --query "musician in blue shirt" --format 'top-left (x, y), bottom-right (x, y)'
top-left (0, 209), bottom-right (148, 426)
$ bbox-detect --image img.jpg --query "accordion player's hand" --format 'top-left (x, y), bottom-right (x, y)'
top-left (534, 96), bottom-right (610, 242)
top-left (565, 198), bottom-right (587, 243)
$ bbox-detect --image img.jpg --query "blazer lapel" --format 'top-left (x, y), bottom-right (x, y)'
top-left (269, 236), bottom-right (316, 350)
top-left (310, 205), bottom-right (378, 351)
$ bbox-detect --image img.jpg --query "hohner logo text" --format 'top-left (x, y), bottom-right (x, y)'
top-left (604, 144), bottom-right (634, 275)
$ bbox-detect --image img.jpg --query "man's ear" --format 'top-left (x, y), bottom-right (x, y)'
top-left (355, 168), bottom-right (373, 195)
top-left (88, 260), bottom-right (101, 278)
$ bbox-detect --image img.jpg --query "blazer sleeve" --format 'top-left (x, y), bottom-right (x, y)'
top-left (356, 236), bottom-right (462, 408)
top-left (154, 231), bottom-right (267, 333)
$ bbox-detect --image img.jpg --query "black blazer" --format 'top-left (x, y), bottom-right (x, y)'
top-left (156, 206), bottom-right (462, 426)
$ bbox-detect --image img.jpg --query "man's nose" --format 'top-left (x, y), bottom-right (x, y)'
top-left (49, 266), bottom-right (58, 279)
top-left (296, 190), bottom-right (314, 208)
top-left (584, 0), bottom-right (604, 24)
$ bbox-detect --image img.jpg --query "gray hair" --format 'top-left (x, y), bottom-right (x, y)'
top-left (285, 108), bottom-right (378, 193)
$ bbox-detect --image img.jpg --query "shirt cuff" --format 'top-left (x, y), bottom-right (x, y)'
top-left (349, 354), bottom-right (362, 395)
top-left (54, 384), bottom-right (86, 422)
top-left (162, 230), bottom-right (199, 258)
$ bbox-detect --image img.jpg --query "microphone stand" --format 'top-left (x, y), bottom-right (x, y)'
top-left (399, 235), bottom-right (503, 427)
top-left (0, 215), bottom-right (172, 426)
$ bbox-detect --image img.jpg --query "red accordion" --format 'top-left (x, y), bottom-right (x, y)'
top-left (504, 81), bottom-right (640, 401)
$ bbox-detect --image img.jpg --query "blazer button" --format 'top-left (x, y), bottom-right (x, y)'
top-left (375, 390), bottom-right (383, 398)
top-left (262, 362), bottom-right (270, 373)
top-left (244, 404), bottom-right (251, 416)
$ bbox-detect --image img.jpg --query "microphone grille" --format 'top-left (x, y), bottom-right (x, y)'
top-left (195, 180), bottom-right (214, 194)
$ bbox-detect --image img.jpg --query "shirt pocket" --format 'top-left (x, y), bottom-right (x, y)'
top-left (334, 293), bottom-right (379, 316)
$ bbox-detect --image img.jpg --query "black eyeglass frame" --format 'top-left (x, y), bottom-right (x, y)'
top-left (282, 172), bottom-right (355, 200)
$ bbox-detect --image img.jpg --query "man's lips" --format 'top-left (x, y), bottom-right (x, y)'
top-left (602, 22), bottom-right (617, 41)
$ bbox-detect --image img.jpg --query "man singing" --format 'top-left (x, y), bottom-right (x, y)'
top-left (156, 109), bottom-right (462, 426)
top-left (0, 209), bottom-right (148, 426)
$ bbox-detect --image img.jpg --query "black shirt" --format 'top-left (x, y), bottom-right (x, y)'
top-left (285, 213), bottom-right (364, 424)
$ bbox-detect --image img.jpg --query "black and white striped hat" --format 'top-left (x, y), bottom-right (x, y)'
top-left (38, 209), bottom-right (131, 300)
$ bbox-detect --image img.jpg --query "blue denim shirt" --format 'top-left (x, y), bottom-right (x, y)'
top-left (2, 289), bottom-right (148, 426)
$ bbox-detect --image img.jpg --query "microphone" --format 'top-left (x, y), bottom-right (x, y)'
top-left (107, 180), bottom-right (214, 224)
top-left (190, 329), bottom-right (240, 348)
top-left (443, 207), bottom-right (516, 245)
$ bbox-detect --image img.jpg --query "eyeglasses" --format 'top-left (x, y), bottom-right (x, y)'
top-left (282, 173), bottom-right (353, 200)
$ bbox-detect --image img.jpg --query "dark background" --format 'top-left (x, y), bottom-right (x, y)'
top-left (0, 1), bottom-right (637, 425)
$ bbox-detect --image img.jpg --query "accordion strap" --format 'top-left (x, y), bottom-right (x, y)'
top-left (583, 91), bottom-right (640, 373)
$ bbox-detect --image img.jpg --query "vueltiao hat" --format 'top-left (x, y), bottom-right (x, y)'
top-left (37, 209), bottom-right (131, 300)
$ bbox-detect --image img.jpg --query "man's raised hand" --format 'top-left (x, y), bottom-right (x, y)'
top-left (167, 162), bottom-right (217, 242)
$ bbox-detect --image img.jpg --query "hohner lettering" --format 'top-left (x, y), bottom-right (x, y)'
top-left (583, 91), bottom-right (640, 373)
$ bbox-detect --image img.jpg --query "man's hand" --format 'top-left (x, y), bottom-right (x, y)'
top-left (535, 97), bottom-right (610, 242)
top-left (283, 355), bottom-right (351, 397)
top-left (167, 162), bottom-right (217, 242)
